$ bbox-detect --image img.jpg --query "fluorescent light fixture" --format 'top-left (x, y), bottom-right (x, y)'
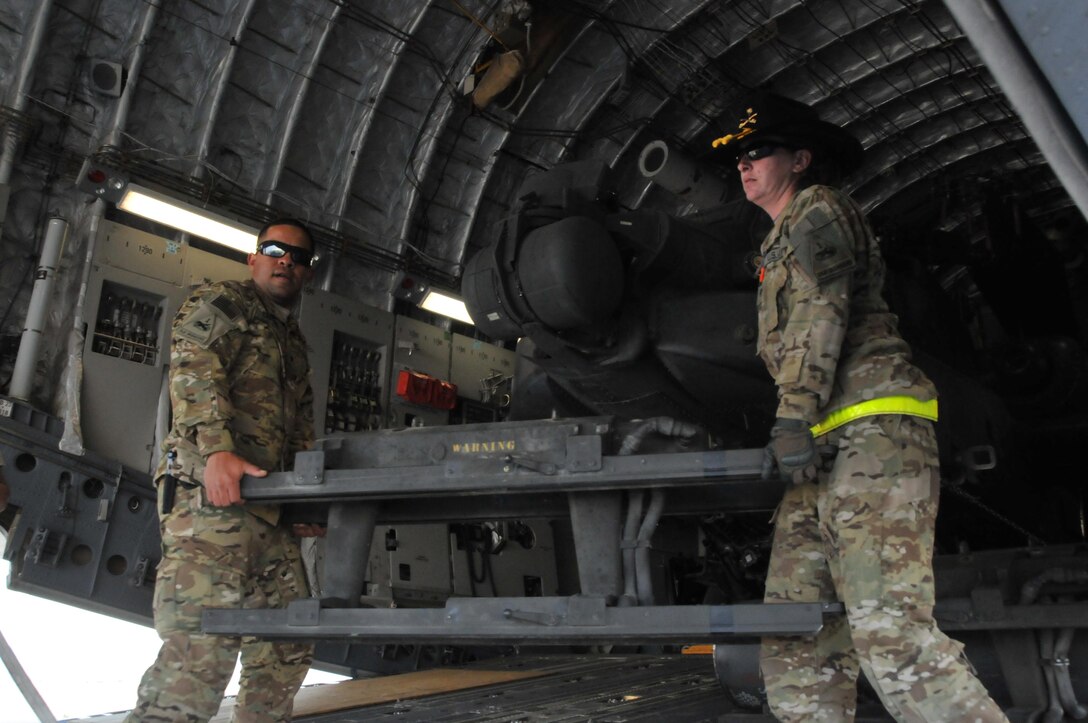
top-left (420, 289), bottom-right (474, 325)
top-left (118, 183), bottom-right (259, 254)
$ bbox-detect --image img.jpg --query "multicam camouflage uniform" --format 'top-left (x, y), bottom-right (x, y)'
top-left (756, 185), bottom-right (1007, 722)
top-left (128, 279), bottom-right (315, 723)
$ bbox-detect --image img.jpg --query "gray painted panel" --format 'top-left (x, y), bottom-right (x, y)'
top-left (999, 0), bottom-right (1088, 142)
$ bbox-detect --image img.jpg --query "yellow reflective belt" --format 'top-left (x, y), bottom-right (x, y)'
top-left (809, 396), bottom-right (938, 438)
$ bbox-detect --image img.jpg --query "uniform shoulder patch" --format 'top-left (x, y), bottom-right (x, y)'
top-left (174, 290), bottom-right (247, 348)
top-left (789, 201), bottom-right (855, 284)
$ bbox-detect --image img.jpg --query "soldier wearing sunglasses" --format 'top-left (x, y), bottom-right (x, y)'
top-left (715, 94), bottom-right (1006, 722)
top-left (129, 219), bottom-right (320, 722)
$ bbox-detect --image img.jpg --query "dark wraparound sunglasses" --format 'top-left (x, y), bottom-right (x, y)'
top-left (737, 144), bottom-right (792, 161)
top-left (257, 240), bottom-right (315, 267)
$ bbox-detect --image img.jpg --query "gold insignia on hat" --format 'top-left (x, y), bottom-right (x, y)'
top-left (712, 107), bottom-right (758, 149)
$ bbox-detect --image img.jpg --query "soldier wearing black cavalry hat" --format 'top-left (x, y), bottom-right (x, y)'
top-left (715, 92), bottom-right (1007, 722)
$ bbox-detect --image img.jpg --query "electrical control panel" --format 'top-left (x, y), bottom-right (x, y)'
top-left (81, 223), bottom-right (189, 472)
top-left (80, 221), bottom-right (251, 472)
top-left (298, 289), bottom-right (394, 436)
top-left (91, 281), bottom-right (166, 367)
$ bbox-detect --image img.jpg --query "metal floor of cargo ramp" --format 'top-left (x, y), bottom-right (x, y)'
top-left (289, 653), bottom-right (896, 723)
top-left (305, 653), bottom-right (733, 722)
top-left (69, 653), bottom-right (900, 722)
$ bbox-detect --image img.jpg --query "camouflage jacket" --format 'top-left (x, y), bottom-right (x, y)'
top-left (756, 185), bottom-right (936, 426)
top-left (156, 279), bottom-right (314, 524)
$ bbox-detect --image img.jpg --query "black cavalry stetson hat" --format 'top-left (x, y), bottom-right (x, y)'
top-left (712, 91), bottom-right (864, 174)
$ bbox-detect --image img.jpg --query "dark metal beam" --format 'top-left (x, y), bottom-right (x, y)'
top-left (203, 597), bottom-right (843, 645)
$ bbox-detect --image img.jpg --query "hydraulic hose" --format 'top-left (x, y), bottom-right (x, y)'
top-left (1020, 570), bottom-right (1088, 722)
top-left (1039, 627), bottom-right (1065, 723)
top-left (615, 416), bottom-right (698, 606)
top-left (635, 488), bottom-right (666, 606)
top-left (617, 416), bottom-right (701, 456)
top-left (620, 490), bottom-right (644, 607)
top-left (1053, 620), bottom-right (1086, 719)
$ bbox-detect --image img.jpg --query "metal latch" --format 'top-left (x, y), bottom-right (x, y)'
top-left (503, 454), bottom-right (557, 475)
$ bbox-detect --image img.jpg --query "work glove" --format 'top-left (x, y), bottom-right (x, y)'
top-left (761, 417), bottom-right (818, 485)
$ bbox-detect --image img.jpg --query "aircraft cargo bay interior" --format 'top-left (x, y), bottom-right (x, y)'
top-left (0, 1), bottom-right (1087, 721)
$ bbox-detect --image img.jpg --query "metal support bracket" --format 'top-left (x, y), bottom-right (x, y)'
top-left (292, 450), bottom-right (326, 486)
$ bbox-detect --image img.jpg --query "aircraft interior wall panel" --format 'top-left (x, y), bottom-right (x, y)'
top-left (998, 0), bottom-right (1088, 145)
top-left (450, 332), bottom-right (515, 422)
top-left (81, 296), bottom-right (165, 471)
top-left (80, 223), bottom-right (252, 473)
top-left (95, 220), bottom-right (186, 286)
top-left (389, 314), bottom-right (452, 429)
top-left (182, 245), bottom-right (252, 289)
top-left (449, 518), bottom-right (559, 599)
top-left (80, 265), bottom-right (181, 473)
top-left (0, 421), bottom-right (158, 627)
top-left (358, 519), bottom-right (560, 606)
top-left (363, 523), bottom-right (453, 607)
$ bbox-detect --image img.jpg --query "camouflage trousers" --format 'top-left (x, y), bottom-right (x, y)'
top-left (760, 415), bottom-right (1008, 722)
top-left (127, 482), bottom-right (313, 723)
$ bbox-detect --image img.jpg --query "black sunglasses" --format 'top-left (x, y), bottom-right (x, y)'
top-left (256, 240), bottom-right (315, 267)
top-left (737, 144), bottom-right (791, 161)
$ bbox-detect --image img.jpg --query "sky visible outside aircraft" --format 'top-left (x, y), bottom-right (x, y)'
top-left (0, 559), bottom-right (345, 722)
